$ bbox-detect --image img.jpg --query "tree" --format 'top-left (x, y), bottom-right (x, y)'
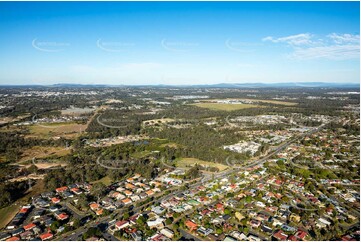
top-left (72, 218), bottom-right (80, 229)
top-left (91, 183), bottom-right (107, 201)
top-left (83, 227), bottom-right (102, 240)
top-left (136, 216), bottom-right (146, 226)
top-left (165, 218), bottom-right (172, 225)
top-left (50, 221), bottom-right (60, 232)
top-left (123, 212), bottom-right (130, 220)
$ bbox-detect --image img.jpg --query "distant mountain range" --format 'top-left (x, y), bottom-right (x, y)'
top-left (0, 82), bottom-right (359, 88)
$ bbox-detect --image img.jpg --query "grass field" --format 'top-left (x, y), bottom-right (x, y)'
top-left (0, 204), bottom-right (19, 229)
top-left (176, 158), bottom-right (229, 171)
top-left (92, 176), bottom-right (113, 186)
top-left (18, 146), bottom-right (71, 164)
top-left (191, 103), bottom-right (260, 111)
top-left (26, 122), bottom-right (87, 139)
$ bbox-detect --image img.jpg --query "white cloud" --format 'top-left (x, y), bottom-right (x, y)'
top-left (327, 33), bottom-right (360, 44)
top-left (262, 33), bottom-right (314, 46)
top-left (290, 44), bottom-right (360, 60)
top-left (263, 33), bottom-right (360, 60)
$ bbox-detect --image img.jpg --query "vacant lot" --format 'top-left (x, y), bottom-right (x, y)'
top-left (0, 204), bottom-right (19, 229)
top-left (18, 146), bottom-right (71, 164)
top-left (191, 103), bottom-right (260, 111)
top-left (26, 122), bottom-right (87, 139)
top-left (92, 176), bottom-right (112, 186)
top-left (176, 158), bottom-right (229, 171)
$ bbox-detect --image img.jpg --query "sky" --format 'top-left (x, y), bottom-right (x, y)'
top-left (0, 1), bottom-right (359, 85)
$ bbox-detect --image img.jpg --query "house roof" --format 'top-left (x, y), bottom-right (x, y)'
top-left (115, 220), bottom-right (129, 228)
top-left (55, 186), bottom-right (68, 193)
top-left (295, 230), bottom-right (308, 239)
top-left (39, 232), bottom-right (53, 241)
top-left (90, 203), bottom-right (100, 210)
top-left (95, 209), bottom-right (104, 215)
top-left (185, 220), bottom-right (198, 229)
top-left (273, 230), bottom-right (288, 240)
top-left (145, 189), bottom-right (155, 195)
top-left (19, 208), bottom-right (29, 214)
top-left (122, 198), bottom-right (132, 204)
top-left (51, 197), bottom-right (60, 203)
top-left (6, 236), bottom-right (21, 241)
top-left (56, 213), bottom-right (69, 220)
top-left (23, 223), bottom-right (36, 231)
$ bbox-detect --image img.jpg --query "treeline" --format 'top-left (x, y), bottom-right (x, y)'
top-left (0, 181), bottom-right (29, 208)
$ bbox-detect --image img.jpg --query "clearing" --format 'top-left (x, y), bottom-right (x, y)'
top-left (191, 103), bottom-right (260, 111)
top-left (17, 146), bottom-right (71, 164)
top-left (26, 122), bottom-right (87, 139)
top-left (176, 158), bottom-right (229, 171)
top-left (92, 176), bottom-right (113, 186)
top-left (0, 204), bottom-right (19, 229)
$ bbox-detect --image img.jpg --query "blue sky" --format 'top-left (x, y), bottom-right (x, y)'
top-left (0, 1), bottom-right (359, 85)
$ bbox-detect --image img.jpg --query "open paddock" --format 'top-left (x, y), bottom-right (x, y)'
top-left (26, 122), bottom-right (87, 139)
top-left (176, 157), bottom-right (229, 171)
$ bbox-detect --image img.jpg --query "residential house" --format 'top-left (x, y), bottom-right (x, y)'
top-left (115, 220), bottom-right (130, 230)
top-left (273, 230), bottom-right (288, 241)
top-left (185, 220), bottom-right (198, 231)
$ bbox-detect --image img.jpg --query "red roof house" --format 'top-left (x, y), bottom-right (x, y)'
top-left (40, 233), bottom-right (53, 241)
